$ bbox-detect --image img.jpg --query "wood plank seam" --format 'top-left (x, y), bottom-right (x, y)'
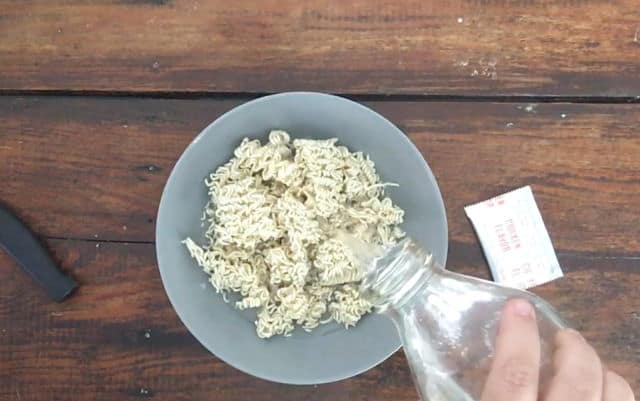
top-left (2, 90), bottom-right (640, 104)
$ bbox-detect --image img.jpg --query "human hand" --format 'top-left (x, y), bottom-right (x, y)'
top-left (481, 298), bottom-right (635, 401)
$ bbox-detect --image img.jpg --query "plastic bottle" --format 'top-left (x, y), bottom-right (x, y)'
top-left (356, 238), bottom-right (568, 401)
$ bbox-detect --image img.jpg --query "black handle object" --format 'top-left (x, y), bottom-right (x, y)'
top-left (0, 204), bottom-right (77, 302)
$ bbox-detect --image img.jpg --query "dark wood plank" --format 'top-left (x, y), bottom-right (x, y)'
top-left (1, 97), bottom-right (639, 256)
top-left (1, 1), bottom-right (640, 96)
top-left (1, 240), bottom-right (638, 401)
top-left (1, 96), bottom-right (638, 399)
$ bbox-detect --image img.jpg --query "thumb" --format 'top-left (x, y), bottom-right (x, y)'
top-left (481, 298), bottom-right (541, 401)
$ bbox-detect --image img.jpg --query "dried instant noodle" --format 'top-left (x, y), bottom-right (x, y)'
top-left (184, 130), bottom-right (405, 338)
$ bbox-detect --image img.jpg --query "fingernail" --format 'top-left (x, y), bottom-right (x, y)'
top-left (564, 328), bottom-right (585, 341)
top-left (512, 299), bottom-right (534, 318)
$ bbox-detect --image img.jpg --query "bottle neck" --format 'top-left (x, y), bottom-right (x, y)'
top-left (359, 238), bottom-right (439, 313)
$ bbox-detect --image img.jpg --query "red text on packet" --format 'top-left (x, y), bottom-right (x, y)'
top-left (494, 223), bottom-right (511, 252)
top-left (494, 218), bottom-right (521, 253)
top-left (505, 218), bottom-right (521, 249)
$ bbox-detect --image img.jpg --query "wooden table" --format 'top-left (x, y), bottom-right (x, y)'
top-left (1, 2), bottom-right (639, 400)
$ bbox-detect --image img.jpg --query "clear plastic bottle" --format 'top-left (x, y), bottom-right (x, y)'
top-left (356, 238), bottom-right (568, 401)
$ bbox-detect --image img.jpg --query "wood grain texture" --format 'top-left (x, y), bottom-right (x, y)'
top-left (1, 239), bottom-right (638, 401)
top-left (1, 1), bottom-right (640, 96)
top-left (1, 97), bottom-right (639, 254)
top-left (1, 97), bottom-right (639, 400)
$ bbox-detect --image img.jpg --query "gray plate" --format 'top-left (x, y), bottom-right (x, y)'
top-left (155, 92), bottom-right (448, 384)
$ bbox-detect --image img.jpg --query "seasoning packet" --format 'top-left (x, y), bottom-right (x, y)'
top-left (464, 186), bottom-right (563, 289)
